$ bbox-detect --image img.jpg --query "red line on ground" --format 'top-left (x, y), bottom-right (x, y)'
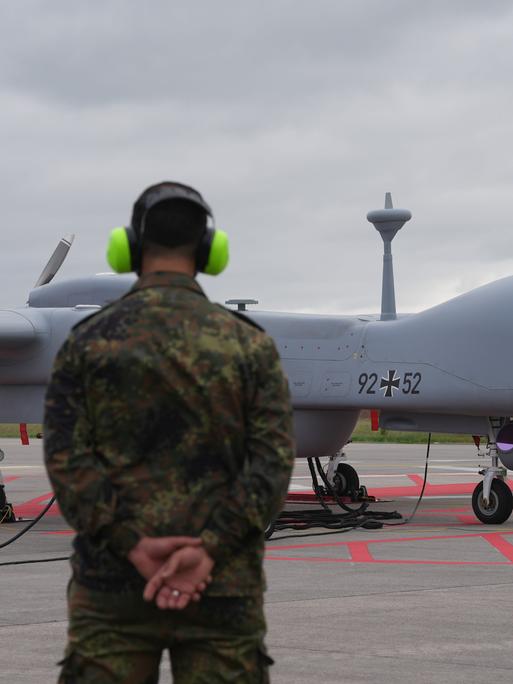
top-left (14, 492), bottom-right (60, 518)
top-left (415, 507), bottom-right (471, 514)
top-left (266, 530), bottom-right (513, 566)
top-left (267, 529), bottom-right (513, 552)
top-left (265, 555), bottom-right (511, 566)
top-left (288, 482), bottom-right (479, 499)
top-left (387, 522), bottom-right (468, 528)
top-left (2, 476), bottom-right (19, 484)
top-left (347, 541), bottom-right (374, 562)
top-left (369, 479), bottom-right (512, 498)
top-left (456, 515), bottom-right (481, 525)
top-left (41, 530), bottom-right (73, 536)
top-left (482, 533), bottom-right (513, 562)
top-left (290, 480), bottom-right (513, 500)
top-left (368, 482), bottom-right (478, 498)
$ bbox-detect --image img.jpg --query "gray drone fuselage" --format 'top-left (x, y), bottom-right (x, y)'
top-left (0, 266), bottom-right (511, 459)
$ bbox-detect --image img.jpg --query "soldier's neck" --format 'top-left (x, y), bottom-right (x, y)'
top-left (141, 254), bottom-right (196, 277)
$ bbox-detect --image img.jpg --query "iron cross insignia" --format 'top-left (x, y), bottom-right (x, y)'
top-left (380, 370), bottom-right (400, 397)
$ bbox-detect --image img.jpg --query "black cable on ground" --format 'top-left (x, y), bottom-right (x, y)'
top-left (267, 509), bottom-right (401, 542)
top-left (267, 434), bottom-right (432, 540)
top-left (2, 436), bottom-right (433, 550)
top-left (0, 556), bottom-right (69, 567)
top-left (0, 495), bottom-right (56, 549)
top-left (381, 432), bottom-right (432, 527)
top-left (0, 494), bottom-right (71, 566)
top-left (268, 507), bottom-right (402, 540)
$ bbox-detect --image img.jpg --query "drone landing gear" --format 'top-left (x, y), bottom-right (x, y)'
top-left (0, 487), bottom-right (16, 524)
top-left (333, 463), bottom-right (360, 497)
top-left (471, 420), bottom-right (513, 525)
top-left (472, 480), bottom-right (512, 524)
top-left (325, 453), bottom-right (361, 500)
top-left (0, 449), bottom-right (16, 524)
top-left (265, 453), bottom-right (401, 539)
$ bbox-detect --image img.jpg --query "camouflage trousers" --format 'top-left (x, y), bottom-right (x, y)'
top-left (58, 580), bottom-right (273, 683)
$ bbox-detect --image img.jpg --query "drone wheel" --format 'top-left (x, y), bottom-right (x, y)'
top-left (333, 463), bottom-right (360, 497)
top-left (472, 479), bottom-right (513, 524)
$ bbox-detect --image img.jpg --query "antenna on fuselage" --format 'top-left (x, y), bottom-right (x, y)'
top-left (367, 193), bottom-right (412, 321)
top-left (33, 235), bottom-right (75, 288)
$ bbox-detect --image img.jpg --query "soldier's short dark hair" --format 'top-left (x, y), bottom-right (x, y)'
top-left (143, 199), bottom-right (207, 250)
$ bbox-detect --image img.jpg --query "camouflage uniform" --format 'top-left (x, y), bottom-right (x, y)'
top-left (44, 272), bottom-right (295, 683)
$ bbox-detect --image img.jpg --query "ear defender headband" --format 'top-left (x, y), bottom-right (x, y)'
top-left (106, 182), bottom-right (229, 276)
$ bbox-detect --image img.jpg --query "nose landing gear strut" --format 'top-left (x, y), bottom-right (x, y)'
top-left (471, 419), bottom-right (513, 525)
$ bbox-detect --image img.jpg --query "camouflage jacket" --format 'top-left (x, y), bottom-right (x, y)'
top-left (44, 272), bottom-right (295, 595)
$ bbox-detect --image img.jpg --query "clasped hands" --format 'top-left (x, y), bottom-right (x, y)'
top-left (128, 536), bottom-right (214, 610)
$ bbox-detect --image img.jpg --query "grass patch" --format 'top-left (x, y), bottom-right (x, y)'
top-left (0, 424), bottom-right (43, 439)
top-left (0, 420), bottom-right (473, 444)
top-left (352, 418), bottom-right (472, 444)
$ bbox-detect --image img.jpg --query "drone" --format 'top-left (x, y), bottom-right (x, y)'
top-left (1, 194), bottom-right (512, 524)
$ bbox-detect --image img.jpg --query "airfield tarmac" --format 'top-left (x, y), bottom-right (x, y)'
top-left (2, 438), bottom-right (513, 683)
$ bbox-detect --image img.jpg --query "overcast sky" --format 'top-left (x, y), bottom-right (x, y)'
top-left (1, 0), bottom-right (513, 315)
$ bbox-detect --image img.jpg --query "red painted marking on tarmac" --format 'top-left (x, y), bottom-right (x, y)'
top-left (289, 479), bottom-right (513, 501)
top-left (266, 530), bottom-right (513, 566)
top-left (376, 530), bottom-right (513, 544)
top-left (288, 482), bottom-right (483, 500)
top-left (14, 492), bottom-right (60, 518)
top-left (265, 555), bottom-right (511, 566)
top-left (2, 476), bottom-right (19, 484)
top-left (347, 541), bottom-right (374, 562)
top-left (456, 515), bottom-right (481, 525)
top-left (367, 482), bottom-right (479, 498)
top-left (482, 533), bottom-right (513, 562)
top-left (268, 529), bottom-right (513, 552)
top-left (416, 507), bottom-right (471, 514)
top-left (41, 530), bottom-right (73, 536)
top-left (388, 522), bottom-right (474, 529)
top-left (372, 478), bottom-right (513, 498)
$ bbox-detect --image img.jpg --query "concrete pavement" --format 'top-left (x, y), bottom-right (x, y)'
top-left (2, 439), bottom-right (513, 682)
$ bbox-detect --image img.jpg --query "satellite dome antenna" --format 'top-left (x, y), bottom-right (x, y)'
top-left (367, 193), bottom-right (412, 321)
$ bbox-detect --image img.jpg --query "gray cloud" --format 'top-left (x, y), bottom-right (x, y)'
top-left (1, 0), bottom-right (513, 315)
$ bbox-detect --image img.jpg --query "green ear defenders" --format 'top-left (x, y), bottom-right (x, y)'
top-left (106, 182), bottom-right (229, 276)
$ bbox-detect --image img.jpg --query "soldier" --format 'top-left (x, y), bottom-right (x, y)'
top-left (44, 181), bottom-right (295, 683)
